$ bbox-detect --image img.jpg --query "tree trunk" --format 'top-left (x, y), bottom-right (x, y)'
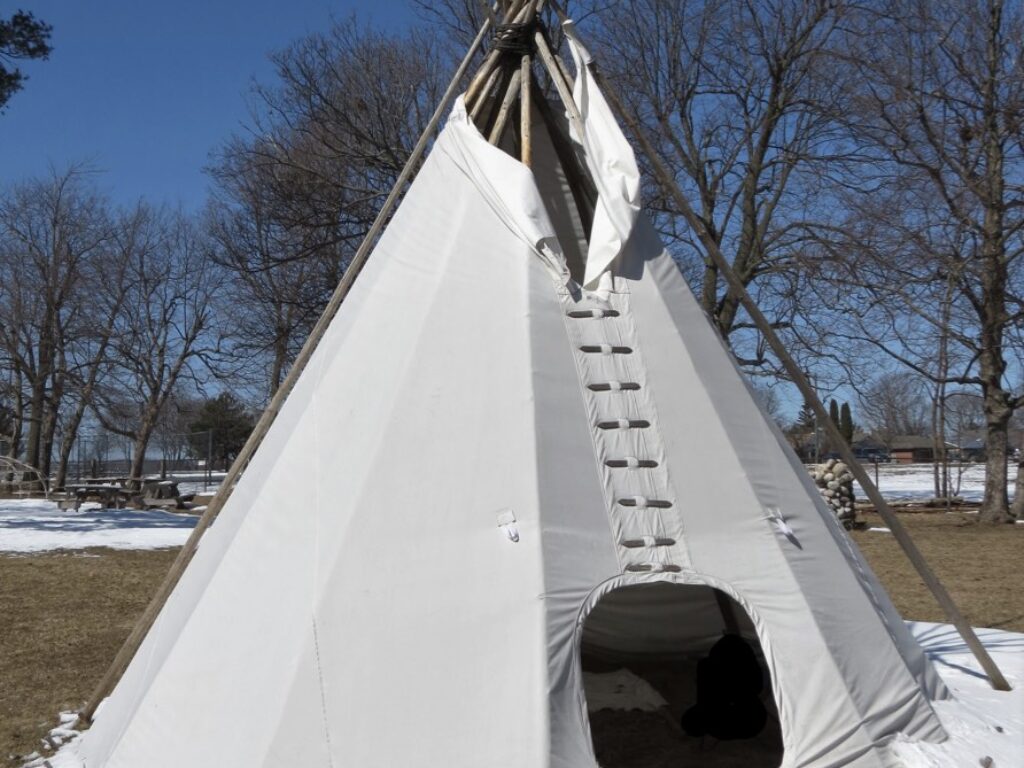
top-left (979, 414), bottom-right (1012, 523)
top-left (25, 313), bottom-right (56, 471)
top-left (40, 340), bottom-right (69, 481)
top-left (127, 408), bottom-right (161, 490)
top-left (54, 333), bottom-right (112, 488)
top-left (10, 381), bottom-right (24, 458)
top-left (975, 8), bottom-right (1014, 523)
top-left (1011, 432), bottom-right (1024, 519)
top-left (931, 385), bottom-right (943, 499)
top-left (55, 435), bottom-right (73, 490)
top-left (269, 330), bottom-right (289, 399)
top-left (23, 377), bottom-right (44, 469)
top-left (40, 378), bottom-right (63, 480)
top-left (128, 438), bottom-right (148, 491)
top-left (40, 402), bottom-right (57, 480)
top-left (55, 400), bottom-right (89, 490)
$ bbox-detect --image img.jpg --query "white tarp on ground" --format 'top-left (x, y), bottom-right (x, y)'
top-left (0, 500), bottom-right (196, 553)
top-left (70, 36), bottom-right (969, 768)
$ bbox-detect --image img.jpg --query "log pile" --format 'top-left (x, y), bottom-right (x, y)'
top-left (811, 459), bottom-right (856, 528)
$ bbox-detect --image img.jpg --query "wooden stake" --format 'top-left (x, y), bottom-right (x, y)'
top-left (519, 54), bottom-right (533, 166)
top-left (563, 29), bottom-right (1012, 691)
top-left (78, 9), bottom-right (501, 726)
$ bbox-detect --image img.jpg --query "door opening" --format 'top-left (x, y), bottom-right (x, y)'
top-left (581, 581), bottom-right (783, 767)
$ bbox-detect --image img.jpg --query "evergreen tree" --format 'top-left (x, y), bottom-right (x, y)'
top-left (840, 402), bottom-right (855, 444)
top-left (796, 400), bottom-right (816, 431)
top-left (829, 399), bottom-right (840, 430)
top-left (188, 393), bottom-right (255, 470)
top-left (0, 11), bottom-right (53, 111)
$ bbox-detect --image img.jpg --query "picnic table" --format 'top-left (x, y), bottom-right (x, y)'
top-left (65, 483), bottom-right (132, 509)
top-left (59, 477), bottom-right (196, 512)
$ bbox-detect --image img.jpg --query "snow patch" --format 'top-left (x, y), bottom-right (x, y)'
top-left (852, 463), bottom-right (1016, 504)
top-left (887, 622), bottom-right (1024, 767)
top-left (0, 499), bottom-right (196, 553)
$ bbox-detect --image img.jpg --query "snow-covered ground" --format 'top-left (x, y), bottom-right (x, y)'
top-left (890, 622), bottom-right (1023, 768)
top-left (0, 499), bottom-right (196, 553)
top-left (852, 462), bottom-right (1015, 504)
top-left (25, 621), bottom-right (1023, 768)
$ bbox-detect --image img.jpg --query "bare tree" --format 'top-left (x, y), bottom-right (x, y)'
top-left (152, 391), bottom-right (202, 466)
top-left (857, 372), bottom-right (932, 447)
top-left (204, 156), bottom-right (334, 398)
top-left (245, 17), bottom-right (447, 262)
top-left (583, 0), bottom-right (851, 369)
top-left (0, 167), bottom-right (115, 479)
top-left (93, 210), bottom-right (221, 486)
top-left (825, 0), bottom-right (1024, 522)
top-left (205, 18), bottom-right (448, 396)
top-left (0, 358), bottom-right (23, 456)
top-left (51, 206), bottom-right (144, 487)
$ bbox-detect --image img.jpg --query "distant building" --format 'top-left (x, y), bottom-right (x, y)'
top-left (851, 436), bottom-right (890, 463)
top-left (889, 435), bottom-right (940, 464)
top-left (952, 428), bottom-right (1023, 462)
top-left (959, 436), bottom-right (986, 462)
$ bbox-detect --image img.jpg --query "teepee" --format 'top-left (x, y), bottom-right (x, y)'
top-left (76, 4), bottom-right (1005, 767)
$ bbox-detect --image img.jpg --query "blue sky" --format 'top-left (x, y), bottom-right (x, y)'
top-left (0, 1), bottom-right (418, 209)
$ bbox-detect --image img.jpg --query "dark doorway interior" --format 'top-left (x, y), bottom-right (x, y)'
top-left (581, 582), bottom-right (784, 768)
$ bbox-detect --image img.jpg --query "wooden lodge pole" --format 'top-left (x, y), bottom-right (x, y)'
top-left (488, 70), bottom-right (523, 144)
top-left (469, 65), bottom-right (503, 122)
top-left (79, 8), bottom-right (504, 726)
top-left (465, 0), bottom-right (533, 105)
top-left (520, 53), bottom-right (533, 166)
top-left (543, 8), bottom-right (1010, 691)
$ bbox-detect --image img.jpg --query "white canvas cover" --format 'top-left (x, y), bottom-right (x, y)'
top-left (78, 39), bottom-right (949, 768)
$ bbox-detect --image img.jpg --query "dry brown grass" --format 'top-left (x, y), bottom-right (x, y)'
top-left (0, 513), bottom-right (1020, 765)
top-left (0, 549), bottom-right (177, 765)
top-left (851, 511), bottom-right (1024, 633)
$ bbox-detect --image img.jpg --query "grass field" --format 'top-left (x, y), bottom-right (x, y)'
top-left (851, 511), bottom-right (1024, 632)
top-left (1, 513), bottom-right (1021, 765)
top-left (1, 550), bottom-right (178, 765)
